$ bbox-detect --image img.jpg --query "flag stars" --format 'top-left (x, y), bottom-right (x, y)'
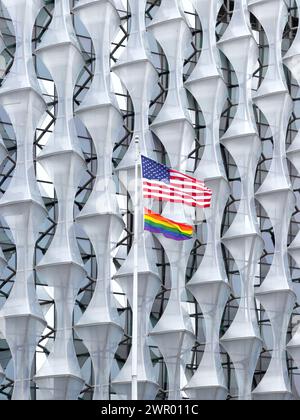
top-left (142, 156), bottom-right (170, 183)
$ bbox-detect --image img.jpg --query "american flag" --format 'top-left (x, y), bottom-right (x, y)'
top-left (141, 156), bottom-right (212, 208)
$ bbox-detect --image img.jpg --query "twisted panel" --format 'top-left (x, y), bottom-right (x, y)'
top-left (73, 0), bottom-right (124, 401)
top-left (184, 0), bottom-right (230, 401)
top-left (0, 123), bottom-right (6, 388)
top-left (112, 0), bottom-right (161, 400)
top-left (284, 0), bottom-right (300, 371)
top-left (148, 0), bottom-right (195, 400)
top-left (0, 0), bottom-right (47, 400)
top-left (217, 0), bottom-right (263, 400)
top-left (34, 0), bottom-right (86, 400)
top-left (0, 27), bottom-right (8, 386)
top-left (249, 0), bottom-right (296, 401)
top-left (0, 22), bottom-right (7, 312)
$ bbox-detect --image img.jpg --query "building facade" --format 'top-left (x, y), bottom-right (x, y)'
top-left (0, 0), bottom-right (299, 400)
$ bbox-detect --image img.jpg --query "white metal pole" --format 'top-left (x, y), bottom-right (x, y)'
top-left (132, 135), bottom-right (140, 400)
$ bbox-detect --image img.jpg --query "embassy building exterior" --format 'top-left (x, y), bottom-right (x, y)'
top-left (0, 0), bottom-right (299, 401)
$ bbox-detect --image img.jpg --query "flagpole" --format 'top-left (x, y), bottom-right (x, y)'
top-left (132, 134), bottom-right (140, 401)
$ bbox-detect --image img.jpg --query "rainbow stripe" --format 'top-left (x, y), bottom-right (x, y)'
top-left (144, 208), bottom-right (193, 241)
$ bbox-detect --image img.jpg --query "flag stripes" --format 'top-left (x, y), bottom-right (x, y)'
top-left (141, 156), bottom-right (212, 208)
top-left (144, 208), bottom-right (193, 241)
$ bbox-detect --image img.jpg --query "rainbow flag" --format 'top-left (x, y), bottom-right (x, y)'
top-left (144, 208), bottom-right (193, 241)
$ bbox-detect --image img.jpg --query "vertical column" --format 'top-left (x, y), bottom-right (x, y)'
top-left (0, 0), bottom-right (47, 400)
top-left (34, 0), bottom-right (86, 400)
top-left (0, 32), bottom-right (6, 167)
top-left (0, 24), bottom-right (7, 296)
top-left (217, 0), bottom-right (263, 400)
top-left (148, 0), bottom-right (196, 400)
top-left (184, 0), bottom-right (230, 401)
top-left (112, 0), bottom-right (161, 400)
top-left (0, 31), bottom-right (7, 384)
top-left (0, 28), bottom-right (4, 77)
top-left (284, 0), bottom-right (300, 369)
top-left (73, 0), bottom-right (124, 401)
top-left (249, 0), bottom-right (296, 401)
top-left (0, 142), bottom-right (7, 388)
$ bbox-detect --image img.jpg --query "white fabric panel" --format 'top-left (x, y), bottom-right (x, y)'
top-left (34, 0), bottom-right (86, 400)
top-left (250, 0), bottom-right (296, 401)
top-left (0, 28), bottom-right (7, 328)
top-left (285, 0), bottom-right (300, 372)
top-left (184, 0), bottom-right (229, 401)
top-left (218, 0), bottom-right (263, 400)
top-left (111, 0), bottom-right (161, 401)
top-left (148, 0), bottom-right (196, 400)
top-left (0, 0), bottom-right (47, 401)
top-left (73, 0), bottom-right (124, 401)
